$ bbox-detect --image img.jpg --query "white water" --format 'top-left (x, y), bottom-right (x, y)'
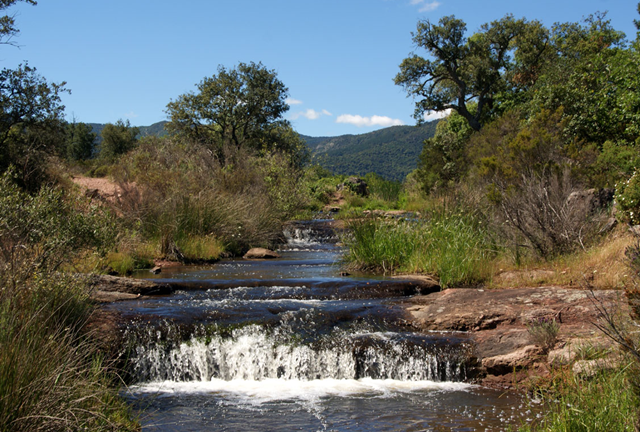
top-left (130, 378), bottom-right (472, 403)
top-left (131, 325), bottom-right (468, 383)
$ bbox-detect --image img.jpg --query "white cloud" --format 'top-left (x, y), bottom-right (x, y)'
top-left (336, 114), bottom-right (404, 128)
top-left (423, 109), bottom-right (451, 122)
top-left (291, 108), bottom-right (332, 120)
top-left (123, 111), bottom-right (139, 119)
top-left (411, 0), bottom-right (441, 12)
top-left (286, 97), bottom-right (303, 105)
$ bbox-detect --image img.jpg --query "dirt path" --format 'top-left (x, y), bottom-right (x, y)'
top-left (71, 175), bottom-right (135, 203)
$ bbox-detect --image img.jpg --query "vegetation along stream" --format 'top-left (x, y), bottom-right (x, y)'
top-left (107, 220), bottom-right (537, 431)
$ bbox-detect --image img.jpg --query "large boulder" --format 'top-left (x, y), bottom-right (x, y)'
top-left (566, 188), bottom-right (615, 214)
top-left (243, 248), bottom-right (281, 259)
top-left (338, 177), bottom-right (369, 197)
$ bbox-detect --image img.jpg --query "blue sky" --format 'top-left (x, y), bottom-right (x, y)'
top-left (2, 0), bottom-right (638, 137)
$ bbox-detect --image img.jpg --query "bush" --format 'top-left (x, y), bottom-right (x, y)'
top-left (0, 172), bottom-right (136, 431)
top-left (616, 170), bottom-right (640, 225)
top-left (526, 317), bottom-right (560, 353)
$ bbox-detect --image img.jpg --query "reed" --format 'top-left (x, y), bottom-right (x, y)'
top-left (343, 210), bottom-right (495, 287)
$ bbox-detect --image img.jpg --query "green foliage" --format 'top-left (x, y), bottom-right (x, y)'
top-left (364, 172), bottom-right (403, 203)
top-left (66, 120), bottom-right (96, 160)
top-left (99, 119), bottom-right (138, 161)
top-left (116, 136), bottom-right (302, 257)
top-left (416, 111), bottom-right (472, 194)
top-left (615, 171), bottom-right (640, 225)
top-left (0, 172), bottom-right (135, 431)
top-left (591, 141), bottom-right (640, 188)
top-left (343, 210), bottom-right (494, 287)
top-left (526, 317), bottom-right (560, 353)
top-left (530, 14), bottom-right (636, 145)
top-left (0, 0), bottom-right (37, 46)
top-left (166, 62), bottom-right (305, 165)
top-left (303, 122), bottom-right (437, 181)
top-left (395, 14), bottom-right (549, 131)
top-left (520, 366), bottom-right (639, 432)
top-left (0, 64), bottom-right (68, 190)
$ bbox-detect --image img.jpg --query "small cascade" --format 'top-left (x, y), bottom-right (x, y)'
top-left (282, 220), bottom-right (340, 248)
top-left (128, 324), bottom-right (474, 384)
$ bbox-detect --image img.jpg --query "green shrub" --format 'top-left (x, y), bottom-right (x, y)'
top-left (616, 170), bottom-right (640, 225)
top-left (526, 317), bottom-right (560, 353)
top-left (0, 172), bottom-right (136, 431)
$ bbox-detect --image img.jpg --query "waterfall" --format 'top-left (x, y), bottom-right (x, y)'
top-left (129, 324), bottom-right (473, 384)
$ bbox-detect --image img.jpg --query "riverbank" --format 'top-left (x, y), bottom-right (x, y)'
top-left (85, 272), bottom-right (624, 390)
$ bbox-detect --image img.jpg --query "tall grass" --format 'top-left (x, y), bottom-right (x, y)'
top-left (114, 137), bottom-right (303, 258)
top-left (519, 365), bottom-right (638, 432)
top-left (0, 171), bottom-right (137, 431)
top-left (343, 210), bottom-right (495, 287)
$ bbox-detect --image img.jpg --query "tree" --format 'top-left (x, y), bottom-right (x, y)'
top-left (165, 62), bottom-right (296, 159)
top-left (65, 120), bottom-right (96, 161)
top-left (0, 63), bottom-right (67, 189)
top-left (0, 0), bottom-right (37, 46)
top-left (416, 110), bottom-right (472, 194)
top-left (99, 119), bottom-right (138, 161)
top-left (395, 15), bottom-right (549, 131)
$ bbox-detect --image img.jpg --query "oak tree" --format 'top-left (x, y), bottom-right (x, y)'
top-left (395, 15), bottom-right (549, 131)
top-left (165, 62), bottom-right (301, 160)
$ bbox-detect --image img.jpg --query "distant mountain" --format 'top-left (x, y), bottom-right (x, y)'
top-left (89, 120), bottom-right (437, 181)
top-left (301, 121), bottom-right (438, 181)
top-left (89, 121), bottom-right (168, 144)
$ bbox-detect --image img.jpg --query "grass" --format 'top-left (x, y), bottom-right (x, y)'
top-left (0, 172), bottom-right (138, 431)
top-left (342, 210), bottom-right (495, 287)
top-left (519, 363), bottom-right (639, 431)
top-left (488, 228), bottom-right (635, 290)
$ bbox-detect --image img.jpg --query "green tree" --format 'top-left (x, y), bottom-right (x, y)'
top-left (65, 121), bottom-right (96, 161)
top-left (165, 62), bottom-right (297, 159)
top-left (416, 111), bottom-right (472, 194)
top-left (0, 0), bottom-right (37, 46)
top-left (99, 119), bottom-right (138, 161)
top-left (395, 15), bottom-right (549, 131)
top-left (530, 13), bottom-right (633, 145)
top-left (0, 64), bottom-right (67, 189)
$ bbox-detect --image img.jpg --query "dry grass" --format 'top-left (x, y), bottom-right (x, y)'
top-left (488, 227), bottom-right (634, 289)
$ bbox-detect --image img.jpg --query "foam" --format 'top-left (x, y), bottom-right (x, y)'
top-left (128, 378), bottom-right (472, 404)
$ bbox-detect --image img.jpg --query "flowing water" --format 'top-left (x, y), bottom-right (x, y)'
top-left (109, 220), bottom-right (536, 431)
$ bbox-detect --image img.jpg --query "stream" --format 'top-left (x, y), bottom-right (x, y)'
top-left (107, 220), bottom-right (536, 431)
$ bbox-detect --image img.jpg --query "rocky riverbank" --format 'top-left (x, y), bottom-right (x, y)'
top-left (86, 273), bottom-right (627, 389)
top-left (399, 286), bottom-right (626, 388)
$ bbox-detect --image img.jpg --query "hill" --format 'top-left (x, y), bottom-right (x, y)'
top-left (301, 121), bottom-right (437, 181)
top-left (89, 121), bottom-right (168, 144)
top-left (89, 120), bottom-right (437, 181)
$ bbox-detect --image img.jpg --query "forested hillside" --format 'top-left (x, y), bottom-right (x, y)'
top-left (301, 122), bottom-right (437, 181)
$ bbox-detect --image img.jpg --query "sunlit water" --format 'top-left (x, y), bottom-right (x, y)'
top-left (109, 220), bottom-right (536, 431)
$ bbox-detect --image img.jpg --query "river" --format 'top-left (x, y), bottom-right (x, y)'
top-left (105, 220), bottom-right (536, 431)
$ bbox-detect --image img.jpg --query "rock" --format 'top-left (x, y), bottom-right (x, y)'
top-left (150, 266), bottom-right (162, 274)
top-left (482, 345), bottom-right (542, 375)
top-left (391, 275), bottom-right (441, 293)
top-left (338, 177), bottom-right (369, 196)
top-left (573, 358), bottom-right (618, 377)
top-left (84, 273), bottom-right (173, 301)
top-left (243, 248), bottom-right (281, 259)
top-left (401, 287), bottom-right (629, 383)
top-left (566, 188), bottom-right (615, 214)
